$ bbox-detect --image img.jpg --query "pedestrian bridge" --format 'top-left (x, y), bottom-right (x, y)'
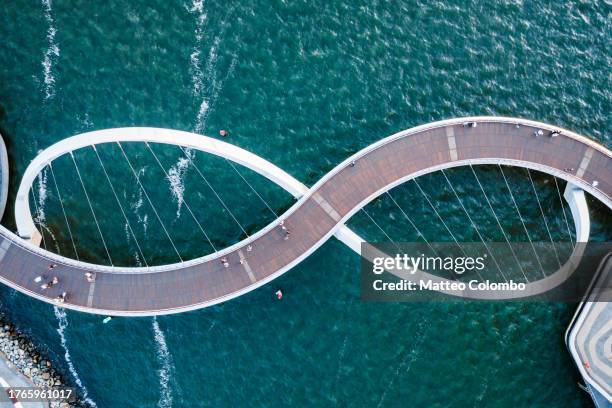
top-left (0, 117), bottom-right (610, 316)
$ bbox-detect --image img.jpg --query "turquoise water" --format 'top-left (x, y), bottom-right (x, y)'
top-left (0, 1), bottom-right (611, 407)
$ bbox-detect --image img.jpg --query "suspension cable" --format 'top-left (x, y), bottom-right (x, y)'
top-left (70, 151), bottom-right (113, 266)
top-left (466, 166), bottom-right (526, 281)
top-left (385, 191), bottom-right (438, 256)
top-left (498, 165), bottom-right (545, 278)
top-left (48, 162), bottom-right (79, 260)
top-left (437, 169), bottom-right (500, 282)
top-left (224, 159), bottom-right (277, 217)
top-left (554, 177), bottom-right (574, 245)
top-left (145, 143), bottom-right (217, 253)
top-left (526, 168), bottom-right (561, 267)
top-left (178, 145), bottom-right (249, 237)
top-left (412, 178), bottom-right (467, 257)
top-left (92, 145), bottom-right (149, 266)
top-left (360, 208), bottom-right (401, 252)
top-left (116, 142), bottom-right (184, 262)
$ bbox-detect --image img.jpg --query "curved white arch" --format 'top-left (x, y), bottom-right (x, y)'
top-left (15, 127), bottom-right (366, 267)
top-left (16, 127), bottom-right (307, 241)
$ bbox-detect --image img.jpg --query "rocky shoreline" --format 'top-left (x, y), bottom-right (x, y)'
top-left (0, 312), bottom-right (84, 407)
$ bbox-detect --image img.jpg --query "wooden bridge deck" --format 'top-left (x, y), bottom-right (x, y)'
top-left (0, 118), bottom-right (610, 315)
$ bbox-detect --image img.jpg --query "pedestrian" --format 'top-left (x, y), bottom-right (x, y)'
top-left (275, 289), bottom-right (283, 300)
top-left (48, 264), bottom-right (57, 271)
top-left (42, 276), bottom-right (59, 290)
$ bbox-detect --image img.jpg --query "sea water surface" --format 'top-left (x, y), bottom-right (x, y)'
top-left (0, 1), bottom-right (611, 407)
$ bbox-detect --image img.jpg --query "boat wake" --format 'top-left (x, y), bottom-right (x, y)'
top-left (32, 169), bottom-right (61, 253)
top-left (332, 297), bottom-right (354, 401)
top-left (131, 167), bottom-right (149, 235)
top-left (41, 0), bottom-right (60, 100)
top-left (167, 151), bottom-right (193, 219)
top-left (35, 170), bottom-right (48, 224)
top-left (375, 318), bottom-right (428, 408)
top-left (189, 0), bottom-right (237, 134)
top-left (53, 306), bottom-right (98, 407)
top-left (189, 0), bottom-right (208, 98)
top-left (152, 318), bottom-right (175, 408)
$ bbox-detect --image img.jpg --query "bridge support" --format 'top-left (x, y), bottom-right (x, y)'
top-left (564, 182), bottom-right (590, 243)
top-left (27, 230), bottom-right (43, 247)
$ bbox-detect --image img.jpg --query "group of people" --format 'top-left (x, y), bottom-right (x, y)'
top-left (33, 264), bottom-right (97, 303)
top-left (533, 128), bottom-right (562, 138)
top-left (34, 265), bottom-right (61, 299)
top-left (221, 219), bottom-right (291, 270)
top-left (279, 220), bottom-right (291, 240)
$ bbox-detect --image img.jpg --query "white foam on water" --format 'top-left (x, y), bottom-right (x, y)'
top-left (476, 376), bottom-right (489, 403)
top-left (41, 0), bottom-right (60, 100)
top-left (33, 168), bottom-right (62, 252)
top-left (77, 112), bottom-right (94, 130)
top-left (204, 38), bottom-right (221, 81)
top-left (53, 306), bottom-right (98, 407)
top-left (152, 318), bottom-right (175, 408)
top-left (131, 167), bottom-right (149, 234)
top-left (332, 297), bottom-right (354, 401)
top-left (475, 355), bottom-right (497, 404)
top-left (375, 319), bottom-right (427, 408)
top-left (35, 169), bottom-right (48, 223)
top-left (142, 214), bottom-right (149, 235)
top-left (123, 223), bottom-right (144, 265)
top-left (189, 0), bottom-right (207, 97)
top-left (190, 49), bottom-right (203, 95)
top-left (166, 151), bottom-right (193, 219)
top-left (39, 223), bottom-right (61, 253)
top-left (194, 99), bottom-right (209, 134)
top-left (188, 0), bottom-right (238, 134)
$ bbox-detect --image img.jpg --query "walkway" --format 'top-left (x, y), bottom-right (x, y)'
top-left (566, 253), bottom-right (612, 406)
top-left (0, 117), bottom-right (610, 315)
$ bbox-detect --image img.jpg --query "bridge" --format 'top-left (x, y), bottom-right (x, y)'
top-left (0, 117), bottom-right (609, 316)
top-left (566, 253), bottom-right (612, 405)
